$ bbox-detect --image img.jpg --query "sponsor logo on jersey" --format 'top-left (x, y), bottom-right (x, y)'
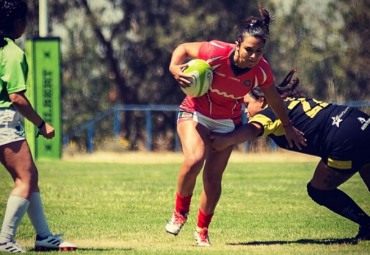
top-left (358, 117), bottom-right (370, 131)
top-left (331, 107), bottom-right (349, 128)
top-left (358, 117), bottom-right (367, 124)
top-left (243, 79), bottom-right (253, 88)
top-left (229, 76), bottom-right (240, 82)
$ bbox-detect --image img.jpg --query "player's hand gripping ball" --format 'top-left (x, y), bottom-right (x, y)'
top-left (181, 59), bottom-right (213, 97)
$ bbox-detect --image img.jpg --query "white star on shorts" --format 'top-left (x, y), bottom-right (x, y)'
top-left (331, 115), bottom-right (343, 127)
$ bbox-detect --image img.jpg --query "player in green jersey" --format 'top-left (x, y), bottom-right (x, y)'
top-left (0, 0), bottom-right (76, 252)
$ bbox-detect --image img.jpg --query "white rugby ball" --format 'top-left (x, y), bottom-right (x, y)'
top-left (181, 59), bottom-right (213, 97)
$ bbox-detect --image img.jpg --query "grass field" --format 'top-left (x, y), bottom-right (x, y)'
top-left (0, 152), bottom-right (369, 254)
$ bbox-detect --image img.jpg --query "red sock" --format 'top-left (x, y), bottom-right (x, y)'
top-left (197, 209), bottom-right (214, 229)
top-left (175, 192), bottom-right (192, 214)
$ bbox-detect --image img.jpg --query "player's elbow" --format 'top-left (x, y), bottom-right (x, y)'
top-left (9, 92), bottom-right (26, 105)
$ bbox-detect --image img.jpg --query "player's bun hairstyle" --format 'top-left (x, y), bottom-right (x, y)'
top-left (249, 69), bottom-right (303, 100)
top-left (0, 0), bottom-right (28, 47)
top-left (234, 4), bottom-right (273, 45)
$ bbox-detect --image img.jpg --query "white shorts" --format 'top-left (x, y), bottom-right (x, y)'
top-left (0, 109), bottom-right (26, 146)
top-left (177, 110), bottom-right (235, 133)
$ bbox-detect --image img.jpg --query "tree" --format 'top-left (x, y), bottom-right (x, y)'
top-left (334, 0), bottom-right (370, 102)
top-left (24, 0), bottom-right (369, 152)
top-left (45, 0), bottom-right (261, 151)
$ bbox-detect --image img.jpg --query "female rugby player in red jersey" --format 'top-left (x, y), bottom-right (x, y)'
top-left (210, 69), bottom-right (370, 240)
top-left (165, 6), bottom-right (305, 246)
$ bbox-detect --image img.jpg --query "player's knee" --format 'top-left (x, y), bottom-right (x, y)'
top-left (184, 153), bottom-right (204, 168)
top-left (306, 182), bottom-right (334, 206)
top-left (181, 158), bottom-right (204, 179)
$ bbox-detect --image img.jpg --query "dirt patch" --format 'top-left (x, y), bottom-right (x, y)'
top-left (62, 150), bottom-right (319, 164)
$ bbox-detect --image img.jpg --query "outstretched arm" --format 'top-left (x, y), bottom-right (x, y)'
top-left (210, 122), bottom-right (262, 151)
top-left (261, 85), bottom-right (306, 149)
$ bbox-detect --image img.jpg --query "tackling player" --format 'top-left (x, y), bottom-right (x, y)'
top-left (210, 69), bottom-right (370, 240)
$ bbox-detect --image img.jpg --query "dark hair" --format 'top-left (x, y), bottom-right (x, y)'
top-left (249, 69), bottom-right (303, 100)
top-left (276, 69), bottom-right (302, 98)
top-left (234, 5), bottom-right (273, 45)
top-left (0, 0), bottom-right (28, 47)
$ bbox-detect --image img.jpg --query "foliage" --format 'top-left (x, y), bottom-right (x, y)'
top-left (22, 0), bottom-right (370, 152)
top-left (334, 0), bottom-right (370, 101)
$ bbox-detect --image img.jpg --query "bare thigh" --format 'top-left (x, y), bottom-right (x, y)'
top-left (0, 140), bottom-right (39, 199)
top-left (176, 120), bottom-right (209, 196)
top-left (310, 160), bottom-right (355, 190)
top-left (177, 120), bottom-right (209, 165)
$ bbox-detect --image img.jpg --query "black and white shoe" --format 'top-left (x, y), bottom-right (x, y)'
top-left (35, 234), bottom-right (77, 251)
top-left (0, 240), bottom-right (25, 253)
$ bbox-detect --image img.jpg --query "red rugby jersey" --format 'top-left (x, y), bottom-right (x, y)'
top-left (179, 40), bottom-right (274, 124)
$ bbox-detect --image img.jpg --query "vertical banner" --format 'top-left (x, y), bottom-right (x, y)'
top-left (25, 37), bottom-right (61, 159)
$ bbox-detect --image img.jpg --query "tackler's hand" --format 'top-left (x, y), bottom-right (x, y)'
top-left (283, 124), bottom-right (306, 150)
top-left (208, 133), bottom-right (233, 152)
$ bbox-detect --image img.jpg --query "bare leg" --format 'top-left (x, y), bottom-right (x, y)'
top-left (0, 140), bottom-right (39, 199)
top-left (310, 160), bottom-right (353, 190)
top-left (176, 121), bottom-right (209, 197)
top-left (165, 121), bottom-right (209, 236)
top-left (0, 140), bottom-right (38, 244)
top-left (194, 140), bottom-right (233, 247)
top-left (200, 143), bottom-right (234, 215)
top-left (0, 140), bottom-right (77, 250)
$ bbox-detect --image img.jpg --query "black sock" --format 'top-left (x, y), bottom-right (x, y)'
top-left (307, 182), bottom-right (370, 226)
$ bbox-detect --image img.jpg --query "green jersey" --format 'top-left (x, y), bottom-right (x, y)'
top-left (0, 37), bottom-right (28, 109)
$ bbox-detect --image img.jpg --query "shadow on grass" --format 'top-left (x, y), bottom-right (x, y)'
top-left (227, 238), bottom-right (358, 246)
top-left (29, 247), bottom-right (133, 252)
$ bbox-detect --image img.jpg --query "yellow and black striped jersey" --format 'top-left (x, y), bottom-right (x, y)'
top-left (248, 97), bottom-right (370, 168)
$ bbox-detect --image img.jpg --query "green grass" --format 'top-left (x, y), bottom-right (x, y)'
top-left (0, 159), bottom-right (369, 254)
